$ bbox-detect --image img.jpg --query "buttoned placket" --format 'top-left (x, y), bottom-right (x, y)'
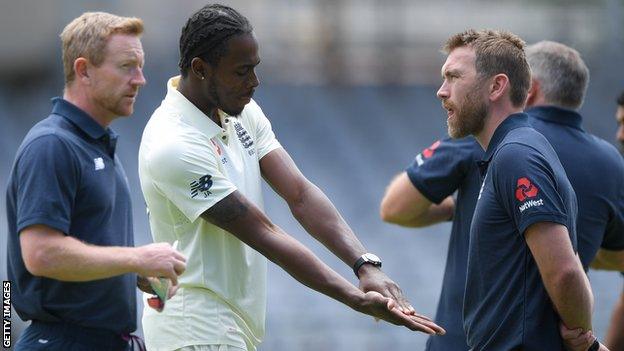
top-left (219, 115), bottom-right (230, 144)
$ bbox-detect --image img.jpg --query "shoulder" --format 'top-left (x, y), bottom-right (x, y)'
top-left (239, 99), bottom-right (269, 124)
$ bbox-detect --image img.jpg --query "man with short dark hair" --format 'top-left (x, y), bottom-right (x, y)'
top-left (437, 29), bottom-right (602, 350)
top-left (138, 4), bottom-right (443, 351)
top-left (383, 40), bottom-right (622, 351)
top-left (6, 12), bottom-right (187, 351)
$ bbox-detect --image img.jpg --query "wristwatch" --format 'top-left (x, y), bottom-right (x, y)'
top-left (353, 253), bottom-right (382, 278)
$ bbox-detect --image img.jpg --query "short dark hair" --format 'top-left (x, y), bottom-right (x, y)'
top-left (443, 29), bottom-right (531, 108)
top-left (179, 4), bottom-right (252, 77)
top-left (617, 91), bottom-right (624, 107)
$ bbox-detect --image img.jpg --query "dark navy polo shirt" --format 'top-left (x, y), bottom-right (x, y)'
top-left (527, 106), bottom-right (624, 268)
top-left (464, 113), bottom-right (577, 351)
top-left (6, 98), bottom-right (137, 334)
top-left (406, 137), bottom-right (483, 351)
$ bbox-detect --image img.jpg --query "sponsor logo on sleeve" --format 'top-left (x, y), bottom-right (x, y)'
top-left (516, 177), bottom-right (543, 212)
top-left (415, 140), bottom-right (441, 166)
top-left (190, 174), bottom-right (213, 198)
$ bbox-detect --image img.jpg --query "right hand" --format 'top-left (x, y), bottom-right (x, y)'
top-left (355, 291), bottom-right (445, 335)
top-left (559, 323), bottom-right (610, 351)
top-left (134, 242), bottom-right (187, 286)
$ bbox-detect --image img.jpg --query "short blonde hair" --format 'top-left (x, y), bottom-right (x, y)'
top-left (60, 12), bottom-right (144, 84)
top-left (443, 29), bottom-right (531, 108)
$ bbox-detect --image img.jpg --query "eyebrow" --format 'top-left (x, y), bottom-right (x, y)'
top-left (441, 68), bottom-right (460, 79)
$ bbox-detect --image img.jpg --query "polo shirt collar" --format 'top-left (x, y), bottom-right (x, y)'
top-left (483, 112), bottom-right (531, 162)
top-left (163, 76), bottom-right (223, 138)
top-left (51, 97), bottom-right (109, 140)
top-left (525, 105), bottom-right (584, 131)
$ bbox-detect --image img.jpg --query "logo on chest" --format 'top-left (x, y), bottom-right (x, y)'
top-left (233, 121), bottom-right (255, 153)
top-left (94, 157), bottom-right (105, 171)
top-left (190, 174), bottom-right (213, 198)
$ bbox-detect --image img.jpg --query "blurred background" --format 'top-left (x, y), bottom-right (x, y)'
top-left (1, 0), bottom-right (623, 349)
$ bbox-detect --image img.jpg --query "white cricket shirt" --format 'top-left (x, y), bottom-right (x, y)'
top-left (138, 76), bottom-right (281, 351)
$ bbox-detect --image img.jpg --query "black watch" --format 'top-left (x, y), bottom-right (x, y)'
top-left (353, 253), bottom-right (382, 278)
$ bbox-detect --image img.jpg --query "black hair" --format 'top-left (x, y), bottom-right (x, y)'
top-left (618, 91), bottom-right (624, 107)
top-left (179, 4), bottom-right (252, 77)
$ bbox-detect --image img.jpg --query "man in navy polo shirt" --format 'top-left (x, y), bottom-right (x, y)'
top-left (436, 29), bottom-right (605, 351)
top-left (380, 136), bottom-right (482, 350)
top-left (6, 12), bottom-right (186, 351)
top-left (382, 41), bottom-right (624, 350)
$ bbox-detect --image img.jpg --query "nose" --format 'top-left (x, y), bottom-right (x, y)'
top-left (617, 125), bottom-right (624, 144)
top-left (437, 81), bottom-right (449, 100)
top-left (249, 69), bottom-right (259, 89)
top-left (132, 67), bottom-right (147, 87)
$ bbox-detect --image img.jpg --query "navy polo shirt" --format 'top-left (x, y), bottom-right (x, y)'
top-left (406, 137), bottom-right (483, 351)
top-left (6, 98), bottom-right (137, 334)
top-left (527, 106), bottom-right (624, 268)
top-left (464, 113), bottom-right (577, 351)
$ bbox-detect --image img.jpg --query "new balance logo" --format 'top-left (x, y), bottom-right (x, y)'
top-left (94, 157), bottom-right (105, 171)
top-left (190, 174), bottom-right (213, 198)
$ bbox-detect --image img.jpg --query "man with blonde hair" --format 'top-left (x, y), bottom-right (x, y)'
top-left (6, 11), bottom-right (186, 350)
top-left (437, 29), bottom-right (606, 350)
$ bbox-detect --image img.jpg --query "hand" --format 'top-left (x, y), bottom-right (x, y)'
top-left (137, 275), bottom-right (179, 299)
top-left (559, 322), bottom-right (595, 351)
top-left (354, 291), bottom-right (445, 335)
top-left (134, 242), bottom-right (187, 286)
top-left (358, 265), bottom-right (415, 315)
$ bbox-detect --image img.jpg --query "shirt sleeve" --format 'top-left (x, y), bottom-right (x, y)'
top-left (601, 195), bottom-right (624, 250)
top-left (405, 137), bottom-right (475, 204)
top-left (15, 134), bottom-right (78, 234)
top-left (491, 142), bottom-right (572, 236)
top-left (246, 100), bottom-right (281, 159)
top-left (145, 136), bottom-right (237, 222)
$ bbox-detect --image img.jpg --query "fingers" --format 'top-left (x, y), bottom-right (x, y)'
top-left (173, 259), bottom-right (186, 276)
top-left (389, 285), bottom-right (416, 315)
top-left (388, 307), bottom-right (445, 335)
top-left (167, 284), bottom-right (179, 300)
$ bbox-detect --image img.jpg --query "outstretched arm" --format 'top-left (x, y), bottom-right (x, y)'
top-left (200, 189), bottom-right (445, 334)
top-left (260, 148), bottom-right (418, 313)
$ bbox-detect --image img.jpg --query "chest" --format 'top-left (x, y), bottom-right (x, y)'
top-left (211, 120), bottom-right (261, 196)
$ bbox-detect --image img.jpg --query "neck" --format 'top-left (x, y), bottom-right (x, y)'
top-left (475, 102), bottom-right (523, 151)
top-left (177, 78), bottom-right (220, 125)
top-left (63, 85), bottom-right (114, 128)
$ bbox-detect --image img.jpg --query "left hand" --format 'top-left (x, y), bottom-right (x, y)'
top-left (137, 275), bottom-right (179, 300)
top-left (559, 322), bottom-right (595, 351)
top-left (358, 265), bottom-right (417, 315)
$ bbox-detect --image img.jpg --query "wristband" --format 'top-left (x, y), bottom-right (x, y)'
top-left (588, 339), bottom-right (600, 351)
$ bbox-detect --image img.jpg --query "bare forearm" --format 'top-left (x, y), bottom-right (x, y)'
top-left (27, 236), bottom-right (138, 281)
top-left (606, 291), bottom-right (624, 350)
top-left (590, 249), bottom-right (624, 271)
top-left (258, 226), bottom-right (364, 308)
top-left (394, 196), bottom-right (454, 227)
top-left (290, 182), bottom-right (366, 265)
top-left (546, 262), bottom-right (593, 331)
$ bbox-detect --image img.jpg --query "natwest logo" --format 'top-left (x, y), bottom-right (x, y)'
top-left (422, 140), bottom-right (441, 159)
top-left (515, 177), bottom-right (539, 202)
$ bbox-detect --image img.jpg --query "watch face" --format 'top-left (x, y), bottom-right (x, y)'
top-left (364, 253), bottom-right (381, 263)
